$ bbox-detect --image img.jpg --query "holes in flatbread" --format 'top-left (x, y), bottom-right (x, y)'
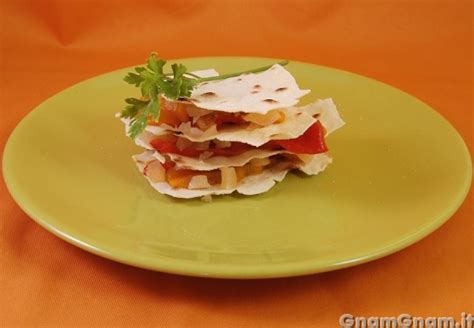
top-left (262, 99), bottom-right (278, 104)
top-left (251, 90), bottom-right (260, 94)
top-left (253, 84), bottom-right (262, 90)
top-left (275, 87), bottom-right (287, 92)
top-left (199, 92), bottom-right (217, 97)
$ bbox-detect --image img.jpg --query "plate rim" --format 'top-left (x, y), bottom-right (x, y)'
top-left (3, 56), bottom-right (472, 279)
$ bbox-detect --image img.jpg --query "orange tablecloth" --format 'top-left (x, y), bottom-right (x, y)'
top-left (1, 1), bottom-right (472, 327)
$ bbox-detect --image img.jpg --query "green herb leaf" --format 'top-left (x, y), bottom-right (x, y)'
top-left (120, 98), bottom-right (149, 119)
top-left (180, 78), bottom-right (198, 98)
top-left (123, 73), bottom-right (143, 87)
top-left (148, 99), bottom-right (159, 119)
top-left (128, 113), bottom-right (148, 139)
top-left (146, 53), bottom-right (166, 74)
top-left (125, 98), bottom-right (149, 106)
top-left (120, 52), bottom-right (289, 138)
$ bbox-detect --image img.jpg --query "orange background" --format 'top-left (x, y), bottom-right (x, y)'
top-left (1, 0), bottom-right (472, 327)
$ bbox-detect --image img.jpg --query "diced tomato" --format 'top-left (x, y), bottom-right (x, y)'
top-left (157, 97), bottom-right (191, 127)
top-left (175, 105), bottom-right (190, 122)
top-left (179, 147), bottom-right (202, 157)
top-left (150, 135), bottom-right (202, 157)
top-left (195, 114), bottom-right (215, 130)
top-left (203, 170), bottom-right (221, 185)
top-left (162, 161), bottom-right (175, 170)
top-left (211, 142), bottom-right (251, 156)
top-left (150, 134), bottom-right (178, 153)
top-left (235, 166), bottom-right (247, 182)
top-left (166, 167), bottom-right (221, 188)
top-left (235, 163), bottom-right (265, 182)
top-left (157, 109), bottom-right (180, 127)
top-left (157, 102), bottom-right (181, 127)
top-left (247, 164), bottom-right (264, 175)
top-left (166, 168), bottom-right (195, 188)
top-left (214, 112), bottom-right (245, 126)
top-left (271, 121), bottom-right (328, 154)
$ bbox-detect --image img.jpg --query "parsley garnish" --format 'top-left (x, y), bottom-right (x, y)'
top-left (120, 52), bottom-right (288, 138)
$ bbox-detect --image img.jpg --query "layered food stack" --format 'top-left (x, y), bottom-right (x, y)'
top-left (120, 58), bottom-right (344, 200)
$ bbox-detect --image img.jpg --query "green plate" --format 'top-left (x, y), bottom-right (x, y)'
top-left (3, 57), bottom-right (472, 279)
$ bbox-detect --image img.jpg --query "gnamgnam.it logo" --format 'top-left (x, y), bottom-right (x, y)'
top-left (339, 312), bottom-right (474, 328)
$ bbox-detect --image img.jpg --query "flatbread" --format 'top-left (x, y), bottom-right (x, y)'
top-left (171, 105), bottom-right (314, 147)
top-left (166, 150), bottom-right (332, 174)
top-left (313, 98), bottom-right (345, 135)
top-left (133, 130), bottom-right (156, 150)
top-left (131, 151), bottom-right (156, 171)
top-left (167, 149), bottom-right (283, 171)
top-left (131, 150), bottom-right (332, 198)
top-left (135, 98), bottom-right (343, 147)
top-left (297, 153), bottom-right (332, 175)
top-left (132, 150), bottom-right (289, 198)
top-left (122, 66), bottom-right (344, 199)
top-left (189, 64), bottom-right (309, 114)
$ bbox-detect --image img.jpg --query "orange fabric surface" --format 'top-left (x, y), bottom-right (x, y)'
top-left (1, 0), bottom-right (473, 327)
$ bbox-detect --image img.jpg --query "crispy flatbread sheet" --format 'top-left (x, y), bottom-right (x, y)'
top-left (131, 150), bottom-right (331, 198)
top-left (189, 64), bottom-right (309, 114)
top-left (132, 150), bottom-right (156, 171)
top-left (120, 122), bottom-right (167, 150)
top-left (167, 149), bottom-right (283, 171)
top-left (133, 130), bottom-right (156, 150)
top-left (171, 105), bottom-right (313, 147)
top-left (132, 151), bottom-right (289, 198)
top-left (162, 150), bottom-right (332, 174)
top-left (136, 98), bottom-right (344, 147)
top-left (312, 99), bottom-right (345, 135)
top-left (132, 147), bottom-right (167, 165)
top-left (297, 153), bottom-right (332, 175)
